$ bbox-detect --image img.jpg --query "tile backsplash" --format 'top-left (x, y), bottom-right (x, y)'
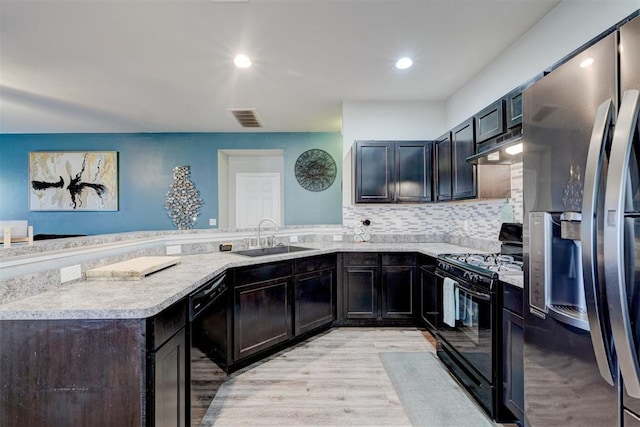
top-left (343, 161), bottom-right (523, 249)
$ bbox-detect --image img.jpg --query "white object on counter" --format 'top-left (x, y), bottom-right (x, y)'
top-left (86, 256), bottom-right (181, 280)
top-left (442, 277), bottom-right (459, 327)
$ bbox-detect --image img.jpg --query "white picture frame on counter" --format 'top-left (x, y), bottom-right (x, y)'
top-left (28, 151), bottom-right (119, 211)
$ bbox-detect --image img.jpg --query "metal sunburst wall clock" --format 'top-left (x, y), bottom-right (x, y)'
top-left (294, 149), bottom-right (337, 192)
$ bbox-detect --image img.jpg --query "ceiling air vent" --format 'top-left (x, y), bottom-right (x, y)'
top-left (227, 108), bottom-right (263, 128)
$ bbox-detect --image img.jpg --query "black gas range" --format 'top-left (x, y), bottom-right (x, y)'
top-left (437, 253), bottom-right (523, 291)
top-left (434, 223), bottom-right (522, 423)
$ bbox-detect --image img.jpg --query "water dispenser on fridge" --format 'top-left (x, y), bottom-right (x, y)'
top-left (529, 211), bottom-right (590, 331)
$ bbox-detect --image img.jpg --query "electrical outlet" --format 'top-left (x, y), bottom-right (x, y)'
top-left (60, 264), bottom-right (82, 283)
top-left (290, 235), bottom-right (299, 243)
top-left (463, 220), bottom-right (470, 231)
top-left (209, 218), bottom-right (217, 226)
top-left (166, 245), bottom-right (182, 255)
top-left (333, 234), bottom-right (343, 241)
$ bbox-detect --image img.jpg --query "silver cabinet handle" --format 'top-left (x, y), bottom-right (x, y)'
top-left (582, 99), bottom-right (616, 386)
top-left (604, 89), bottom-right (640, 397)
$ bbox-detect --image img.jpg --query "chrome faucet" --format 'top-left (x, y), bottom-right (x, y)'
top-left (257, 218), bottom-right (278, 248)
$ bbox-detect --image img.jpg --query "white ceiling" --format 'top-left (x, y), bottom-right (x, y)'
top-left (0, 0), bottom-right (562, 134)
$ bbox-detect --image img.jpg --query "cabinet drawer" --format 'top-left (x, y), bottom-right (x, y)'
top-left (234, 261), bottom-right (292, 286)
top-left (502, 282), bottom-right (523, 316)
top-left (147, 298), bottom-right (187, 350)
top-left (295, 254), bottom-right (336, 274)
top-left (343, 252), bottom-right (378, 266)
top-left (381, 252), bottom-right (416, 266)
top-left (417, 254), bottom-right (437, 268)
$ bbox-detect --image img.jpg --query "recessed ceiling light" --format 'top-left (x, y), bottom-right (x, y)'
top-left (234, 54), bottom-right (252, 68)
top-left (395, 57), bottom-right (413, 70)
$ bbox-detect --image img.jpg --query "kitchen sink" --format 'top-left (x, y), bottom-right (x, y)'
top-left (233, 245), bottom-right (314, 257)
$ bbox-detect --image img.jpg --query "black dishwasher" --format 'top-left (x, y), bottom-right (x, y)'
top-left (189, 272), bottom-right (230, 427)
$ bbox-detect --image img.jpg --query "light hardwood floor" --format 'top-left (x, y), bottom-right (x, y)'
top-left (199, 328), bottom-right (507, 426)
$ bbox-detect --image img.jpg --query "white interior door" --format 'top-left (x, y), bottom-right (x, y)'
top-left (235, 173), bottom-right (281, 228)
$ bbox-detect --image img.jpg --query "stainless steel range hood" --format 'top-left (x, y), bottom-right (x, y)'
top-left (467, 128), bottom-right (523, 164)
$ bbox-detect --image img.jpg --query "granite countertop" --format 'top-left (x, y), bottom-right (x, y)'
top-left (0, 242), bottom-right (522, 320)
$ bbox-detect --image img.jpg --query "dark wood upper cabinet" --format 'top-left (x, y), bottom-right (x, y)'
top-left (435, 132), bottom-right (452, 202)
top-left (451, 119), bottom-right (477, 200)
top-left (475, 99), bottom-right (506, 143)
top-left (354, 140), bottom-right (433, 203)
top-left (395, 142), bottom-right (433, 202)
top-left (506, 90), bottom-right (523, 129)
top-left (354, 141), bottom-right (395, 203)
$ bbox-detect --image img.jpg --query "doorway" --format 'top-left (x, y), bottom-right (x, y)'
top-left (218, 150), bottom-right (284, 229)
top-left (235, 173), bottom-right (281, 228)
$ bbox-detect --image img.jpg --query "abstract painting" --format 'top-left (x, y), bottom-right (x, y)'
top-left (29, 151), bottom-right (118, 211)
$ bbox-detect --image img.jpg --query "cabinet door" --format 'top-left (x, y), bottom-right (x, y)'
top-left (381, 265), bottom-right (415, 319)
top-left (474, 99), bottom-right (506, 143)
top-left (343, 266), bottom-right (378, 319)
top-left (295, 269), bottom-right (335, 336)
top-left (506, 91), bottom-right (523, 129)
top-left (503, 309), bottom-right (524, 423)
top-left (419, 266), bottom-right (438, 331)
top-left (435, 132), bottom-right (452, 201)
top-left (355, 141), bottom-right (395, 203)
top-left (451, 118), bottom-right (476, 200)
top-left (234, 277), bottom-right (292, 361)
top-left (152, 328), bottom-right (187, 427)
top-left (395, 142), bottom-right (433, 202)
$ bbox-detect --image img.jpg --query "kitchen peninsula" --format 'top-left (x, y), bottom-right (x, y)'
top-left (0, 228), bottom-right (522, 427)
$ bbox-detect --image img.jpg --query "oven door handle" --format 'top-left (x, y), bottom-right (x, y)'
top-left (455, 283), bottom-right (491, 302)
top-left (437, 270), bottom-right (491, 302)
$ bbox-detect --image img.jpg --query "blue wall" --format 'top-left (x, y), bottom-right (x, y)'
top-left (0, 132), bottom-right (343, 235)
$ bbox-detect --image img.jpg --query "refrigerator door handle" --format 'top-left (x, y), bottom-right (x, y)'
top-left (604, 89), bottom-right (640, 397)
top-left (582, 99), bottom-right (616, 386)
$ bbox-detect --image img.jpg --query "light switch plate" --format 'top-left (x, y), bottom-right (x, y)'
top-left (209, 218), bottom-right (217, 226)
top-left (60, 264), bottom-right (82, 283)
top-left (290, 235), bottom-right (299, 243)
top-left (333, 234), bottom-right (343, 241)
top-left (166, 245), bottom-right (182, 255)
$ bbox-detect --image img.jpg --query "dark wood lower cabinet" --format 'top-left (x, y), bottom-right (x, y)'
top-left (150, 328), bottom-right (187, 427)
top-left (419, 259), bottom-right (438, 332)
top-left (341, 253), bottom-right (416, 323)
top-left (381, 253), bottom-right (416, 320)
top-left (0, 319), bottom-right (146, 427)
top-left (295, 268), bottom-right (335, 336)
top-left (0, 251), bottom-right (476, 426)
top-left (0, 300), bottom-right (189, 427)
top-left (343, 265), bottom-right (378, 319)
top-left (234, 277), bottom-right (293, 361)
top-left (502, 282), bottom-right (524, 423)
top-left (381, 265), bottom-right (415, 319)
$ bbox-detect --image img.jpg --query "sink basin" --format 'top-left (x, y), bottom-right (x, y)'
top-left (233, 245), bottom-right (314, 257)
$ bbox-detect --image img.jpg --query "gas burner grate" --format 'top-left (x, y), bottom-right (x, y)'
top-left (442, 253), bottom-right (523, 273)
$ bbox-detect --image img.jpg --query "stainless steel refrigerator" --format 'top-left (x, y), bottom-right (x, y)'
top-left (523, 12), bottom-right (640, 426)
